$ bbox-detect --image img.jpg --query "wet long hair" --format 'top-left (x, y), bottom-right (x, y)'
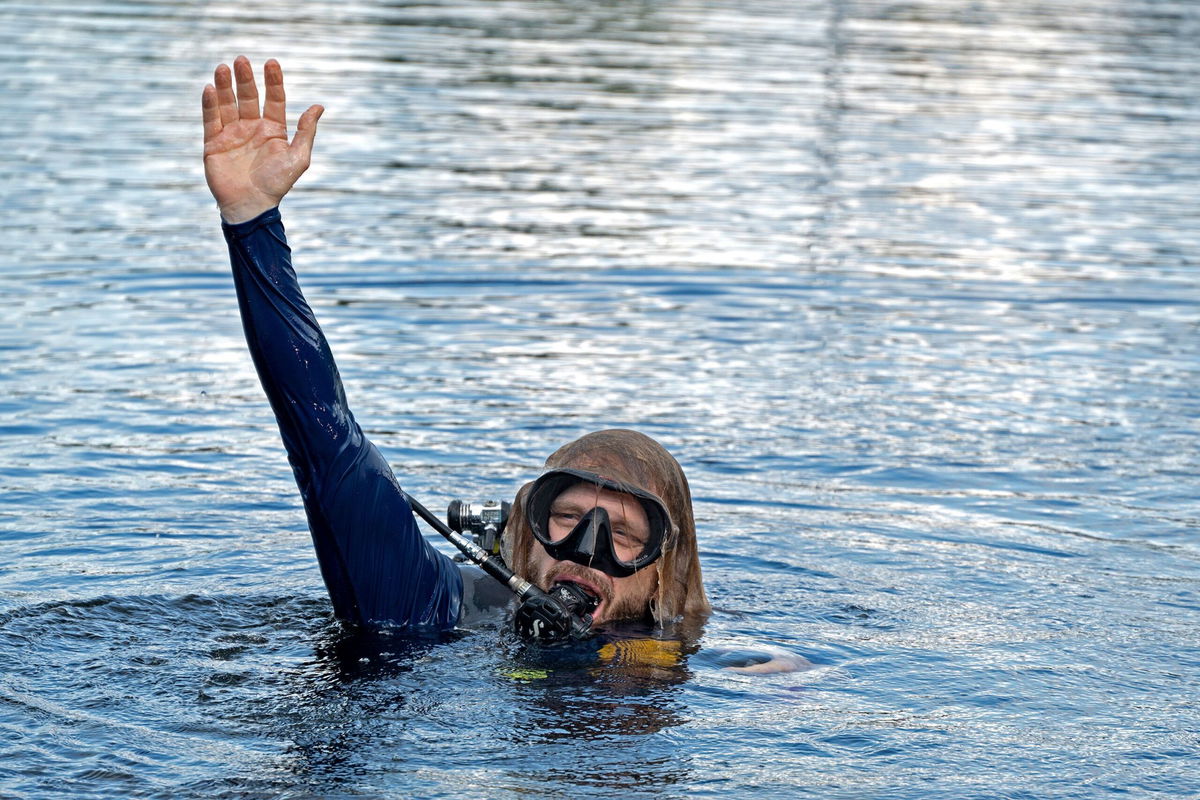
top-left (503, 429), bottom-right (711, 625)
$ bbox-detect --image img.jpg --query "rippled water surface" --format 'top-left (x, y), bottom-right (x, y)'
top-left (2, 0), bottom-right (1198, 797)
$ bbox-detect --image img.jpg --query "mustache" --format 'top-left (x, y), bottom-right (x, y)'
top-left (546, 562), bottom-right (614, 607)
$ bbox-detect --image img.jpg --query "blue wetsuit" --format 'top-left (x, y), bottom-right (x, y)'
top-left (223, 208), bottom-right (477, 631)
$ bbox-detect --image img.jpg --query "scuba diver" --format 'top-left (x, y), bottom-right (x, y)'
top-left (201, 57), bottom-right (711, 644)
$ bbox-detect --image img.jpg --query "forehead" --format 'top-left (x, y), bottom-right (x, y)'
top-left (551, 482), bottom-right (650, 523)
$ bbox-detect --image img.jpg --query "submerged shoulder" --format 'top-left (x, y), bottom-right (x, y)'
top-left (457, 564), bottom-right (515, 625)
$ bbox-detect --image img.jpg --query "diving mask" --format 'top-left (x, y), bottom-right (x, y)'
top-left (525, 468), bottom-right (674, 578)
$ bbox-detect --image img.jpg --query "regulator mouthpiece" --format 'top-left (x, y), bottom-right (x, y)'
top-left (513, 581), bottom-right (600, 643)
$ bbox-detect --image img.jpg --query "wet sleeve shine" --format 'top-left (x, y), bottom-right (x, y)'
top-left (222, 208), bottom-right (463, 631)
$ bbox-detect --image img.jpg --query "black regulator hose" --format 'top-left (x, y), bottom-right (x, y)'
top-left (402, 492), bottom-right (595, 642)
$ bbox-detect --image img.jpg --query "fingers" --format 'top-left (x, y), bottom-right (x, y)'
top-left (213, 62), bottom-right (238, 126)
top-left (201, 84), bottom-right (222, 142)
top-left (233, 55), bottom-right (260, 120)
top-left (263, 59), bottom-right (286, 126)
top-left (207, 57), bottom-right (305, 139)
top-left (290, 105), bottom-right (324, 166)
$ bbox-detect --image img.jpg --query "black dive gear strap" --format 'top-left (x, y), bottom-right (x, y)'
top-left (403, 492), bottom-right (596, 644)
top-left (525, 467), bottom-right (673, 578)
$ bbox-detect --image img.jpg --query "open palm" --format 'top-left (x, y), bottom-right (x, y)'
top-left (202, 57), bottom-right (323, 224)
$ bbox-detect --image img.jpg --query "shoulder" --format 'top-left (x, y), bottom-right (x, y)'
top-left (457, 564), bottom-right (514, 625)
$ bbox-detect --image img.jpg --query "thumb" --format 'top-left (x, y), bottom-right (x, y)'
top-left (290, 104), bottom-right (324, 162)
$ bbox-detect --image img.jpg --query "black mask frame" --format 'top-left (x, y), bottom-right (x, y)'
top-left (525, 467), bottom-right (674, 578)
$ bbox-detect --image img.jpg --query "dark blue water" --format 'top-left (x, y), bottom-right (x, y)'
top-left (2, 0), bottom-right (1198, 797)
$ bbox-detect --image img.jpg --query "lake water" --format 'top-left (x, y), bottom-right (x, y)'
top-left (2, 0), bottom-right (1198, 797)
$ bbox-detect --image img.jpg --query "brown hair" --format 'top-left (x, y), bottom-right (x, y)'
top-left (504, 429), bottom-right (710, 624)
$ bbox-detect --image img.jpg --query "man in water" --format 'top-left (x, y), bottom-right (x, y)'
top-left (202, 57), bottom-right (710, 635)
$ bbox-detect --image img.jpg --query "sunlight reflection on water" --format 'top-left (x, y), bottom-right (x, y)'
top-left (1, 0), bottom-right (1198, 798)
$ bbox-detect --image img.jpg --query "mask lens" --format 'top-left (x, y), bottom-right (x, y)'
top-left (608, 517), bottom-right (648, 563)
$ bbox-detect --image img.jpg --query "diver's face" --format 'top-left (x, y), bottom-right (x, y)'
top-left (529, 482), bottom-right (659, 626)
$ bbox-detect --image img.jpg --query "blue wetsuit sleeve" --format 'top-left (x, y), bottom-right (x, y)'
top-left (222, 207), bottom-right (462, 631)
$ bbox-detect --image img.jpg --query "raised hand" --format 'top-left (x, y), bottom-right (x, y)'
top-left (202, 56), bottom-right (324, 224)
